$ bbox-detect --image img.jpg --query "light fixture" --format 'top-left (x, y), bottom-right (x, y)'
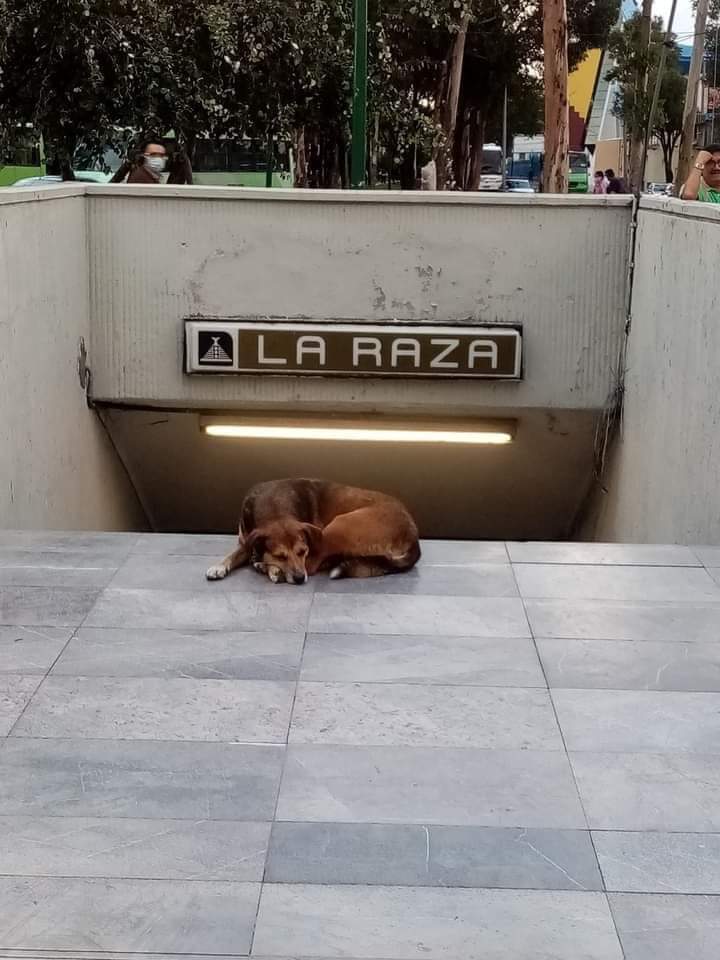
top-left (201, 417), bottom-right (515, 445)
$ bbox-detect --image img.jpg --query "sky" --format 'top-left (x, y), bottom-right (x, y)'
top-left (653, 0), bottom-right (697, 44)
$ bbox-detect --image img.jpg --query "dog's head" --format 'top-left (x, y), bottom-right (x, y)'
top-left (246, 520), bottom-right (322, 584)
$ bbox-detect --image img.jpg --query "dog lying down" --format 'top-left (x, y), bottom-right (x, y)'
top-left (206, 478), bottom-right (420, 584)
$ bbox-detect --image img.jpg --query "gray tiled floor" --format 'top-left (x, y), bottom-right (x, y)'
top-left (1, 532), bottom-right (720, 959)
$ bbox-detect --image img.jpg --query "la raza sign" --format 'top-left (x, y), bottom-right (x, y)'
top-left (185, 320), bottom-right (522, 380)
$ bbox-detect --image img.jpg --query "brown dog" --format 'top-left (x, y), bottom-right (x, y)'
top-left (206, 478), bottom-right (420, 584)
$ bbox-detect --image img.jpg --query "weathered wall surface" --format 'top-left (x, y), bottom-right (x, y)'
top-left (589, 198), bottom-right (720, 544)
top-left (88, 187), bottom-right (632, 415)
top-left (0, 188), bottom-right (146, 530)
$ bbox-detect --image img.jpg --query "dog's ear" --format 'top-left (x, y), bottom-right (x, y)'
top-left (244, 529), bottom-right (266, 557)
top-left (301, 523), bottom-right (323, 553)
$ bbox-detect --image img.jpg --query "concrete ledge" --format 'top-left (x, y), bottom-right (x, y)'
top-left (85, 183), bottom-right (634, 206)
top-left (0, 184), bottom-right (86, 206)
top-left (639, 194), bottom-right (720, 223)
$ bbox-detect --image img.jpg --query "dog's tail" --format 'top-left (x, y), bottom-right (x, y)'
top-left (330, 541), bottom-right (421, 580)
top-left (390, 539), bottom-right (421, 571)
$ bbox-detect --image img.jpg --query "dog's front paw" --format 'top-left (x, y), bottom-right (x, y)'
top-left (206, 564), bottom-right (228, 581)
top-left (267, 565), bottom-right (285, 583)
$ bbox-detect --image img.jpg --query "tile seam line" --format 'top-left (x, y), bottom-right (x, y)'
top-left (1, 873), bottom-right (675, 895)
top-left (508, 559), bottom-right (625, 957)
top-left (249, 601), bottom-right (312, 952)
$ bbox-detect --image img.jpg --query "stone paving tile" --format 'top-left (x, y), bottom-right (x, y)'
top-left (569, 751), bottom-right (720, 831)
top-left (132, 533), bottom-right (239, 556)
top-left (0, 676), bottom-right (40, 736)
top-left (525, 599), bottom-right (720, 642)
top-left (0, 815), bottom-right (270, 880)
top-left (300, 633), bottom-right (545, 686)
top-left (538, 638), bottom-right (720, 691)
top-left (112, 554), bottom-right (292, 593)
top-left (276, 745), bottom-right (586, 828)
top-left (253, 884), bottom-right (623, 959)
top-left (419, 540), bottom-right (509, 563)
top-left (12, 676), bottom-right (295, 742)
top-left (266, 822), bottom-right (603, 890)
top-left (593, 831), bottom-right (720, 894)
top-left (315, 563), bottom-right (518, 597)
top-left (0, 876), bottom-right (260, 955)
top-left (693, 546), bottom-right (720, 566)
top-left (508, 542), bottom-right (700, 565)
top-left (609, 893), bottom-right (720, 960)
top-left (0, 563), bottom-right (117, 588)
top-left (0, 738), bottom-right (284, 820)
top-left (289, 683), bottom-right (562, 749)
top-left (0, 625), bottom-right (72, 674)
top-left (515, 564), bottom-right (720, 602)
top-left (0, 531), bottom-right (137, 553)
top-left (308, 594), bottom-right (530, 637)
top-left (84, 587), bottom-right (312, 631)
top-left (52, 627), bottom-right (303, 680)
top-left (554, 689), bottom-right (720, 754)
top-left (0, 586), bottom-right (101, 627)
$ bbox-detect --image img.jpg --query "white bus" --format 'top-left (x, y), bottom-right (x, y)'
top-left (479, 144), bottom-right (503, 191)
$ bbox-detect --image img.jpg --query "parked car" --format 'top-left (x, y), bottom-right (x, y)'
top-left (504, 178), bottom-right (535, 194)
top-left (11, 172), bottom-right (110, 187)
top-left (645, 182), bottom-right (670, 196)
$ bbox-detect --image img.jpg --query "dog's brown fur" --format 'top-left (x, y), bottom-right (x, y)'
top-left (206, 478), bottom-right (420, 584)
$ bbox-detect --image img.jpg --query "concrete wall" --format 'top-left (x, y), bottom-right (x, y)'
top-left (590, 197), bottom-right (720, 544)
top-left (87, 186), bottom-right (632, 414)
top-left (0, 187), bottom-right (146, 530)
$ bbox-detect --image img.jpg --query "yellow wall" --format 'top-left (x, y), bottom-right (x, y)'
top-left (569, 49), bottom-right (602, 122)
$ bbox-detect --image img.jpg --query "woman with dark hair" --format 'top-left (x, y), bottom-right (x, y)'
top-left (110, 138), bottom-right (193, 185)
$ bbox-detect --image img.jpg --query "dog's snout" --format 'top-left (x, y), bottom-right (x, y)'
top-left (290, 571), bottom-right (308, 585)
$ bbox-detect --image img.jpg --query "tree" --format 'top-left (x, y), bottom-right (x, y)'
top-left (0, 0), bottom-right (150, 177)
top-left (655, 67), bottom-right (686, 181)
top-left (607, 14), bottom-right (685, 185)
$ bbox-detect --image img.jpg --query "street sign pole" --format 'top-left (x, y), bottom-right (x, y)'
top-left (351, 0), bottom-right (368, 188)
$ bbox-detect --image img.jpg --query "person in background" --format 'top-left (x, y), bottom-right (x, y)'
top-left (605, 169), bottom-right (628, 194)
top-left (592, 170), bottom-right (607, 194)
top-left (110, 139), bottom-right (167, 183)
top-left (167, 148), bottom-right (193, 185)
top-left (680, 145), bottom-right (720, 203)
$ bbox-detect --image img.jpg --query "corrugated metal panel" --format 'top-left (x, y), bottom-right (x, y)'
top-left (88, 189), bottom-right (631, 413)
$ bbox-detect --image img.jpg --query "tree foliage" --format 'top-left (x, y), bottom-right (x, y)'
top-left (0, 0), bottom-right (619, 186)
top-left (607, 13), bottom-right (686, 183)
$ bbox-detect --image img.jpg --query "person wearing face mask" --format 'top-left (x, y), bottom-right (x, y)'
top-left (110, 139), bottom-right (168, 184)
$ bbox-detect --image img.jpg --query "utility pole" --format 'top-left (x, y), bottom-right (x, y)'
top-left (543, 0), bottom-right (569, 193)
top-left (350, 0), bottom-right (368, 189)
top-left (628, 0), bottom-right (653, 192)
top-left (639, 0), bottom-right (678, 192)
top-left (711, 21), bottom-right (719, 142)
top-left (677, 0), bottom-right (709, 189)
top-left (501, 85), bottom-right (508, 190)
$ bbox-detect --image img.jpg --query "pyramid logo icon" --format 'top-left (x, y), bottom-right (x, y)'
top-left (197, 330), bottom-right (234, 366)
top-left (202, 336), bottom-right (231, 362)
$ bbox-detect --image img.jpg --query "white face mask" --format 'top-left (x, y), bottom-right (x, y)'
top-left (145, 155), bottom-right (166, 175)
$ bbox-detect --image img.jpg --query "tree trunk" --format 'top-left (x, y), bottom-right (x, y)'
top-left (294, 127), bottom-right (308, 188)
top-left (543, 0), bottom-right (569, 193)
top-left (627, 0), bottom-right (653, 192)
top-left (677, 0), bottom-right (710, 189)
top-left (466, 110), bottom-right (486, 190)
top-left (432, 12), bottom-right (470, 189)
top-left (369, 114), bottom-right (379, 188)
